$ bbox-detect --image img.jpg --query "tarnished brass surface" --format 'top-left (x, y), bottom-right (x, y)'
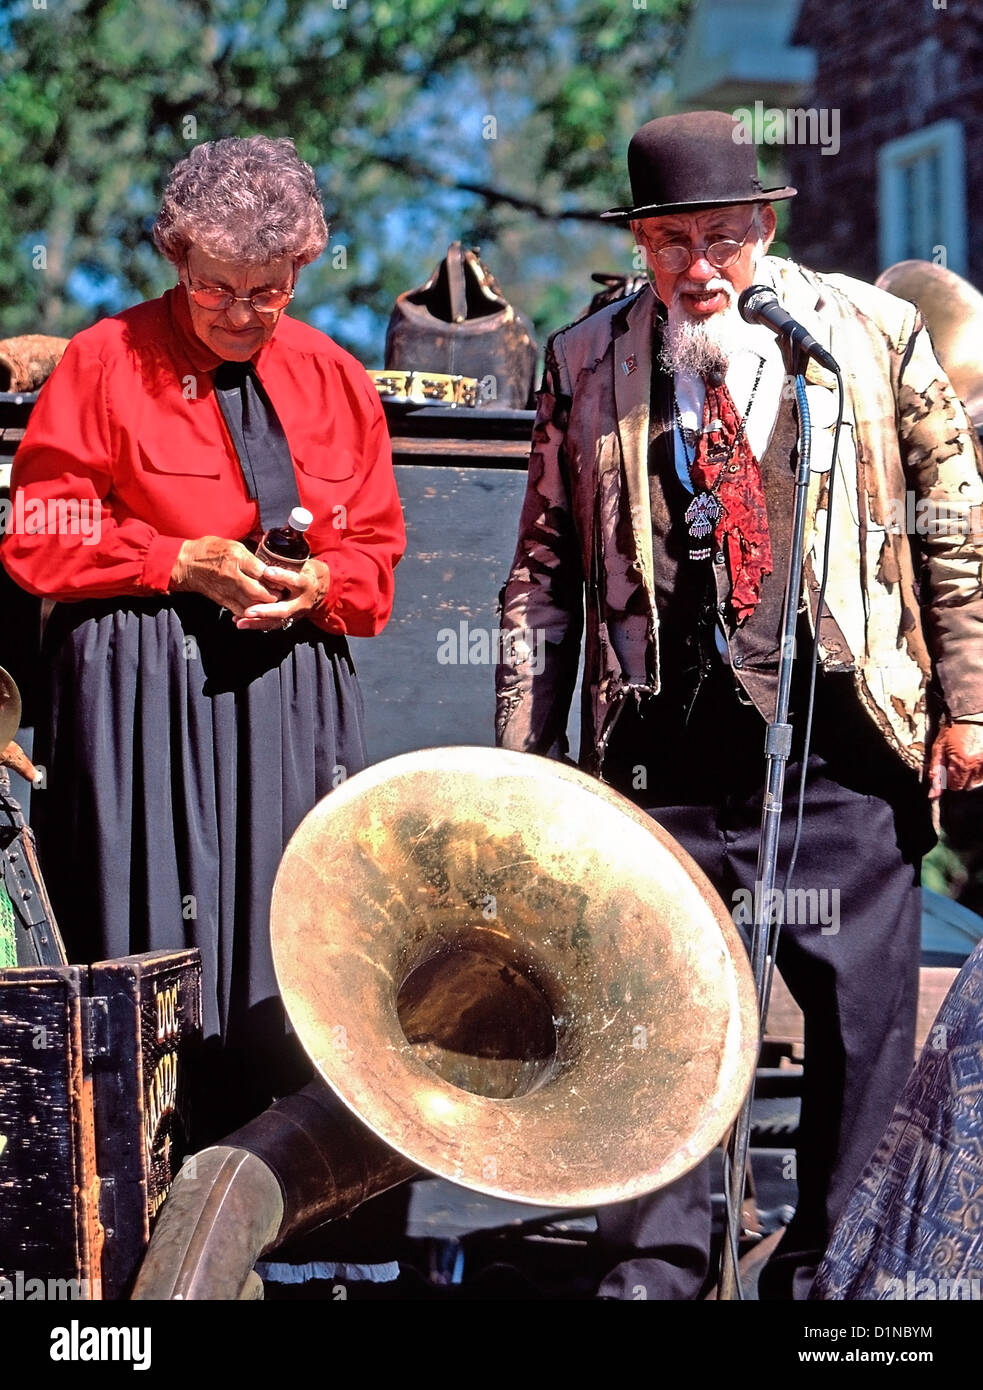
top-left (132, 1083), bottom-right (415, 1300)
top-left (131, 1148), bottom-right (284, 1301)
top-left (222, 1080), bottom-right (416, 1246)
top-left (271, 746), bottom-right (758, 1209)
top-left (0, 668), bottom-right (21, 752)
top-left (876, 259), bottom-right (983, 426)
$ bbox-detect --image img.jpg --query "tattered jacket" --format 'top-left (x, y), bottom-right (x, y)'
top-left (495, 256), bottom-right (983, 777)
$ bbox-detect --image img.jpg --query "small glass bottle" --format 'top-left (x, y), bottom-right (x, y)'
top-left (256, 506), bottom-right (313, 601)
top-left (256, 506), bottom-right (313, 572)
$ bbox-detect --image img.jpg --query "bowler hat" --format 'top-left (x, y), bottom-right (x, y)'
top-left (601, 110), bottom-right (796, 224)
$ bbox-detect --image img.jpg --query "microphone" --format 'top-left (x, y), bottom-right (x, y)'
top-left (738, 285), bottom-right (840, 374)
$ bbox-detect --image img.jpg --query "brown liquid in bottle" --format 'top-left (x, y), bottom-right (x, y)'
top-left (256, 506), bottom-right (313, 595)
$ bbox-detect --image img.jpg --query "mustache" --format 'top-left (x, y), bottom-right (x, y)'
top-left (671, 280), bottom-right (735, 305)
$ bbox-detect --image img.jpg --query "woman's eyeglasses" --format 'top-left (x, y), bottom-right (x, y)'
top-left (184, 264), bottom-right (296, 313)
top-left (639, 219), bottom-right (757, 274)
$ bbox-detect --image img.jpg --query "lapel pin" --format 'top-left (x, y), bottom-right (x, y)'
top-left (622, 355), bottom-right (637, 376)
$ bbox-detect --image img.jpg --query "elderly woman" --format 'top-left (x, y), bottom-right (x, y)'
top-left (1, 137), bottom-right (405, 1139)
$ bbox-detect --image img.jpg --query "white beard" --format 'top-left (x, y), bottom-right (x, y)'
top-left (658, 306), bottom-right (738, 379)
top-left (657, 245), bottom-right (766, 380)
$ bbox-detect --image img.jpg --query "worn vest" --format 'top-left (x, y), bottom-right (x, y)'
top-left (603, 367), bottom-right (798, 800)
top-left (646, 366), bottom-right (799, 725)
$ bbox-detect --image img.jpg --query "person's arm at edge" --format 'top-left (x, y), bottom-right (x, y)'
top-left (896, 312), bottom-right (983, 792)
top-left (0, 340), bottom-right (186, 600)
top-left (494, 333), bottom-right (585, 759)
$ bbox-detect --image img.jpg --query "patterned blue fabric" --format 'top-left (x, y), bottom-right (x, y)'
top-left (256, 1260), bottom-right (400, 1285)
top-left (812, 939), bottom-right (983, 1300)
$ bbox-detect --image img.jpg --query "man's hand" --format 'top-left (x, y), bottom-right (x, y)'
top-left (169, 536), bottom-right (282, 615)
top-left (927, 722), bottom-right (983, 797)
top-left (234, 558), bottom-right (332, 632)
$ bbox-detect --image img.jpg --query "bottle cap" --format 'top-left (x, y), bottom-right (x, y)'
top-left (288, 507), bottom-right (314, 533)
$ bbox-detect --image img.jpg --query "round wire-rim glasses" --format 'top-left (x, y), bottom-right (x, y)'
top-left (183, 262), bottom-right (296, 314)
top-left (640, 218), bottom-right (757, 274)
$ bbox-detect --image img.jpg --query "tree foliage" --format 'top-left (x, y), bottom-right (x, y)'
top-left (0, 0), bottom-right (692, 357)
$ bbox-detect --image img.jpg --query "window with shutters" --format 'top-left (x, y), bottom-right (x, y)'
top-left (877, 120), bottom-right (967, 274)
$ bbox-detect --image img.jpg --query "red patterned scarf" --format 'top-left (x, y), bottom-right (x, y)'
top-left (689, 378), bottom-right (773, 623)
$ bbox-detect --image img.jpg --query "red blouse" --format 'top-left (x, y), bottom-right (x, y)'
top-left (1, 285), bottom-right (405, 637)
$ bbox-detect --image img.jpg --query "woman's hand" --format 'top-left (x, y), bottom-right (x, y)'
top-left (235, 557), bottom-right (332, 632)
top-left (169, 536), bottom-right (281, 614)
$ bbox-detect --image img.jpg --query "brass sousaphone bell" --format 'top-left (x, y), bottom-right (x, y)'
top-left (135, 748), bottom-right (757, 1299)
top-left (876, 259), bottom-right (983, 428)
top-left (0, 667), bottom-right (21, 754)
top-left (0, 667), bottom-right (42, 785)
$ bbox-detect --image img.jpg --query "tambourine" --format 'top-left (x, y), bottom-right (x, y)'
top-left (368, 370), bottom-right (479, 408)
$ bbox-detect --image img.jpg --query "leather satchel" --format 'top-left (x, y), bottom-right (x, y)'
top-left (0, 335), bottom-right (69, 392)
top-left (385, 242), bottom-right (538, 409)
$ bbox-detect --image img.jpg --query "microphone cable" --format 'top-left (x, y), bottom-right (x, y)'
top-left (762, 366), bottom-right (845, 1026)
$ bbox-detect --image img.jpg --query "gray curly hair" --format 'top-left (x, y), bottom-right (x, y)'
top-left (153, 136), bottom-right (329, 267)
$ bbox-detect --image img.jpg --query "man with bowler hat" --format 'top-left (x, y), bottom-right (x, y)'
top-left (495, 110), bottom-right (983, 1298)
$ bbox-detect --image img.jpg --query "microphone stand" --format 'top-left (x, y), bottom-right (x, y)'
top-left (718, 338), bottom-right (816, 1301)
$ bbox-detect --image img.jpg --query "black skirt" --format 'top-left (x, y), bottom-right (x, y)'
top-left (34, 593), bottom-right (367, 1142)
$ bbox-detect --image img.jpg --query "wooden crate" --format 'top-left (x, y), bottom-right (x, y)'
top-left (0, 948), bottom-right (201, 1299)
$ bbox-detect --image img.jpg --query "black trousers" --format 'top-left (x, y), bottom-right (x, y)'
top-left (594, 669), bottom-right (930, 1300)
